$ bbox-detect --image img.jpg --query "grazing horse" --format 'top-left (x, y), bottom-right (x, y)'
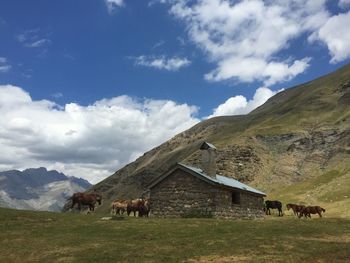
top-left (265, 200), bottom-right (283, 216)
top-left (127, 199), bottom-right (145, 217)
top-left (299, 206), bottom-right (325, 218)
top-left (69, 192), bottom-right (102, 212)
top-left (286, 203), bottom-right (305, 216)
top-left (110, 199), bottom-right (128, 215)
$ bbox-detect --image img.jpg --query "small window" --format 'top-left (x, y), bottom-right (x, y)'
top-left (232, 192), bottom-right (240, 205)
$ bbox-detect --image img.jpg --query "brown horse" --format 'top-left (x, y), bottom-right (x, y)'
top-left (69, 192), bottom-right (102, 212)
top-left (286, 203), bottom-right (305, 216)
top-left (299, 206), bottom-right (326, 218)
top-left (139, 199), bottom-right (150, 217)
top-left (127, 199), bottom-right (145, 217)
top-left (110, 199), bottom-right (128, 215)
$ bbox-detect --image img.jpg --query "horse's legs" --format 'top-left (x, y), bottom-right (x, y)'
top-left (318, 211), bottom-right (322, 218)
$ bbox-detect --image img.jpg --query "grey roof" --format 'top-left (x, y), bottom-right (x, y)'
top-left (179, 163), bottom-right (266, 196)
top-left (200, 141), bottom-right (217, 150)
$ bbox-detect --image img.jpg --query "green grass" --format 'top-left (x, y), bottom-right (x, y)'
top-left (1, 208), bottom-right (350, 262)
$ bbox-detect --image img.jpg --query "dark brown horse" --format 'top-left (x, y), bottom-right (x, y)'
top-left (265, 200), bottom-right (283, 216)
top-left (139, 199), bottom-right (150, 217)
top-left (69, 192), bottom-right (102, 212)
top-left (127, 199), bottom-right (145, 217)
top-left (286, 203), bottom-right (305, 216)
top-left (299, 206), bottom-right (325, 218)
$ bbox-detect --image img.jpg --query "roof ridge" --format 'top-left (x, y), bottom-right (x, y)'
top-left (178, 163), bottom-right (266, 196)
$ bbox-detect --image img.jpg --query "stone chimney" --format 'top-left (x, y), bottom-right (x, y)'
top-left (200, 142), bottom-right (217, 178)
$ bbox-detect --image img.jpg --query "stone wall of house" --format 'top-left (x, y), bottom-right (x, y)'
top-left (150, 169), bottom-right (216, 217)
top-left (150, 168), bottom-right (264, 219)
top-left (211, 188), bottom-right (264, 219)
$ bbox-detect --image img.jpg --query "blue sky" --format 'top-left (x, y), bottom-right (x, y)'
top-left (1, 0), bottom-right (350, 183)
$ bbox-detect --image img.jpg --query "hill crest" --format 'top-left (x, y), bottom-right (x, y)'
top-left (90, 64), bottom-right (350, 217)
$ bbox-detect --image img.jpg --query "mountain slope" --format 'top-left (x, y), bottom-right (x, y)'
top-left (91, 64), bottom-right (350, 216)
top-left (0, 168), bottom-right (91, 211)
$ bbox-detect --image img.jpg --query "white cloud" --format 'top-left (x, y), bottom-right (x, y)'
top-left (158, 0), bottom-right (331, 84)
top-left (149, 0), bottom-right (167, 7)
top-left (16, 29), bottom-right (51, 48)
top-left (309, 10), bottom-right (350, 63)
top-left (207, 87), bottom-right (279, 118)
top-left (0, 84), bottom-right (286, 183)
top-left (205, 57), bottom-right (311, 86)
top-left (0, 85), bottom-right (199, 183)
top-left (105, 0), bottom-right (124, 13)
top-left (339, 0), bottom-right (350, 9)
top-left (24, 39), bottom-right (51, 48)
top-left (51, 92), bottom-right (63, 99)
top-left (152, 40), bottom-right (166, 49)
top-left (134, 55), bottom-right (191, 71)
top-left (0, 57), bottom-right (11, 73)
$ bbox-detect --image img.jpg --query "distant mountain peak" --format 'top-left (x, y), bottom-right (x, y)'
top-left (24, 167), bottom-right (47, 172)
top-left (0, 167), bottom-right (92, 212)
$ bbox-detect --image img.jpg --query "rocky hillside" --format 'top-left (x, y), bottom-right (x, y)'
top-left (91, 64), bottom-right (350, 216)
top-left (0, 167), bottom-right (91, 211)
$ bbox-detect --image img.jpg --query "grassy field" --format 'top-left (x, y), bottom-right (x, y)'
top-left (1, 208), bottom-right (350, 263)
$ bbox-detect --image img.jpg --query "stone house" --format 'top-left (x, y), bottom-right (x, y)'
top-left (148, 142), bottom-right (266, 218)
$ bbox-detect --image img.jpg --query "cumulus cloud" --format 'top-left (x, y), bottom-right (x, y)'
top-left (0, 85), bottom-right (199, 183)
top-left (309, 10), bottom-right (350, 63)
top-left (157, 0), bottom-right (332, 84)
top-left (134, 55), bottom-right (191, 71)
top-left (0, 57), bottom-right (11, 73)
top-left (205, 57), bottom-right (311, 86)
top-left (207, 87), bottom-right (279, 118)
top-left (105, 0), bottom-right (124, 13)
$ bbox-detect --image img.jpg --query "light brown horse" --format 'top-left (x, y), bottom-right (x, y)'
top-left (286, 203), bottom-right (305, 216)
top-left (69, 192), bottom-right (102, 212)
top-left (110, 199), bottom-right (128, 215)
top-left (299, 206), bottom-right (325, 218)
